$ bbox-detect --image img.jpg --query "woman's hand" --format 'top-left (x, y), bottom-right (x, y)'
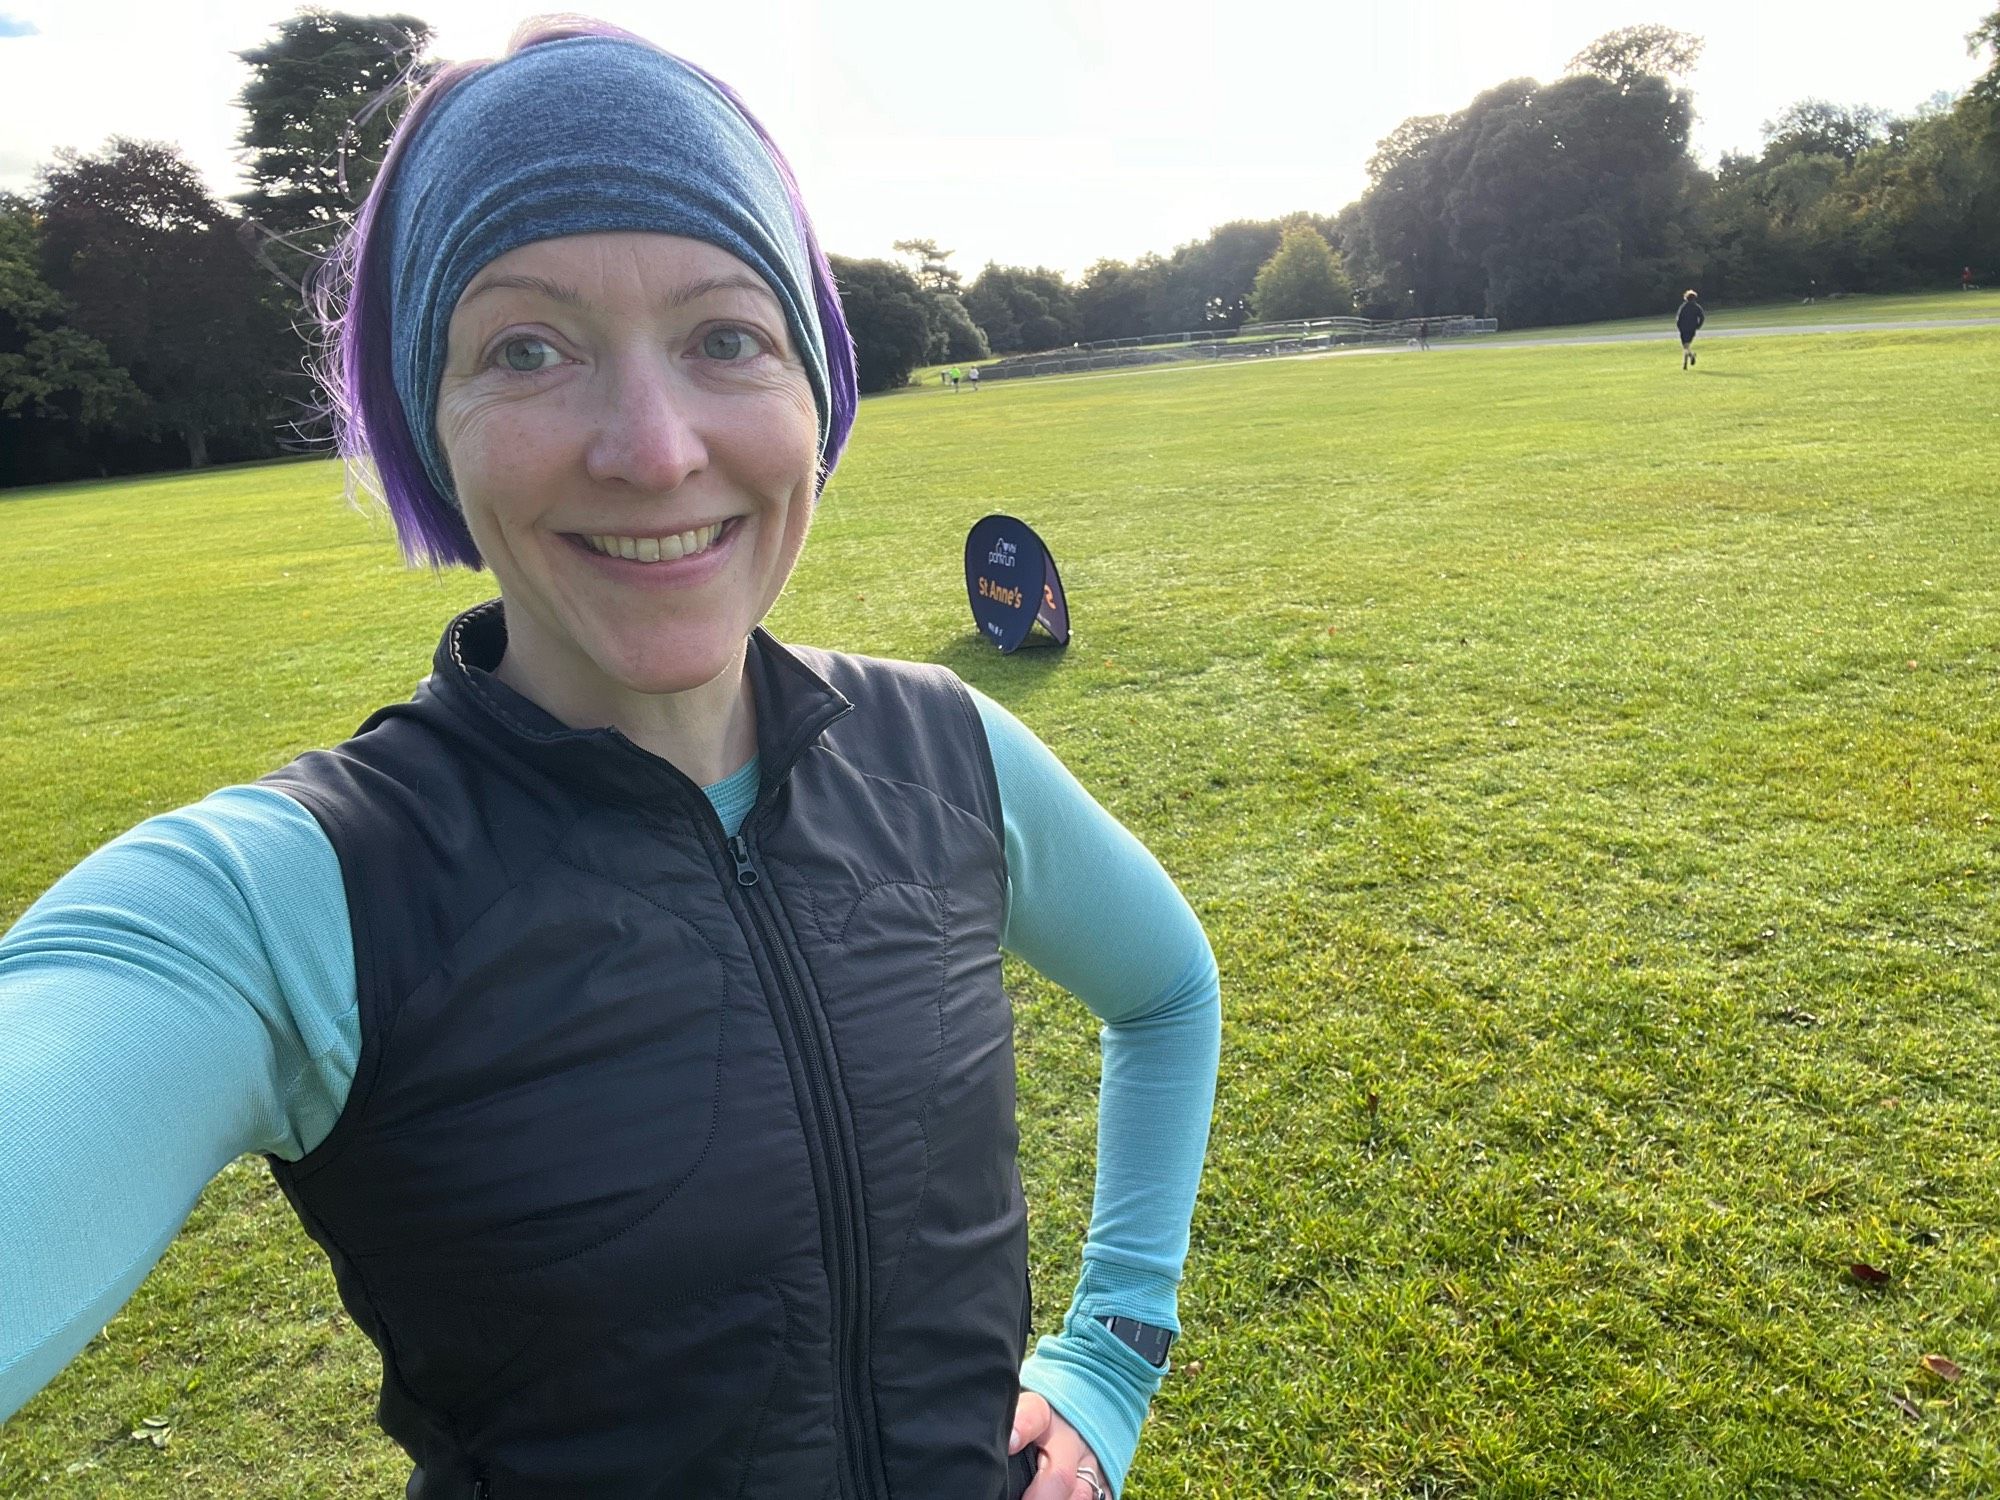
top-left (1011, 1389), bottom-right (1110, 1499)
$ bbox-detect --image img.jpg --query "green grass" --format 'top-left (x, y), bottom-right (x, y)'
top-left (4, 325), bottom-right (2000, 1496)
top-left (1484, 287), bottom-right (2000, 342)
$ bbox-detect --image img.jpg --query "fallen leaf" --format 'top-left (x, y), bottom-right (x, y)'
top-left (1179, 1359), bottom-right (1203, 1376)
top-left (1887, 1392), bottom-right (1921, 1422)
top-left (1919, 1354), bottom-right (1963, 1382)
top-left (1848, 1261), bottom-right (1891, 1285)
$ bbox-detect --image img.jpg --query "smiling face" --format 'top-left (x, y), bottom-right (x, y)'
top-left (435, 231), bottom-right (820, 711)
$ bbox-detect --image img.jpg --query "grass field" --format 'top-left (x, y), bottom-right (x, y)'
top-left (3, 322), bottom-right (1999, 1496)
top-left (1481, 287), bottom-right (2000, 342)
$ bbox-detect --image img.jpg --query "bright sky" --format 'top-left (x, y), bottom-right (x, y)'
top-left (0, 1), bottom-right (1987, 277)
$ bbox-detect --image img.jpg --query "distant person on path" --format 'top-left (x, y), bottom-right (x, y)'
top-left (949, 364), bottom-right (962, 391)
top-left (0, 22), bottom-right (1219, 1500)
top-left (968, 363), bottom-right (981, 391)
top-left (1416, 318), bottom-right (1430, 351)
top-left (1964, 265), bottom-right (1976, 292)
top-left (1677, 289), bottom-right (1706, 371)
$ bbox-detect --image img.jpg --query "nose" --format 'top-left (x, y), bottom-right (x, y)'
top-left (581, 352), bottom-right (708, 491)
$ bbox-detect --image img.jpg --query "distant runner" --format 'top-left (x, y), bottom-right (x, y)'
top-left (1677, 289), bottom-right (1705, 371)
top-left (968, 364), bottom-right (981, 392)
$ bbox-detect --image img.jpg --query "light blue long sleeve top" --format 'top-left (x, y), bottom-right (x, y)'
top-left (0, 686), bottom-right (1219, 1496)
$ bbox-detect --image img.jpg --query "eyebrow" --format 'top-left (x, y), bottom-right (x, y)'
top-left (459, 271), bottom-right (781, 313)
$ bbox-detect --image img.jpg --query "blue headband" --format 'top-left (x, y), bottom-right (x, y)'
top-left (383, 36), bottom-right (831, 506)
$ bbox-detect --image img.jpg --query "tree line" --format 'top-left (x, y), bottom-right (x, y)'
top-left (4, 12), bottom-right (1997, 484)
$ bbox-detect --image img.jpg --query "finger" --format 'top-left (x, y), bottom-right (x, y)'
top-left (1021, 1450), bottom-right (1078, 1500)
top-left (1009, 1390), bottom-right (1051, 1454)
top-left (1021, 1436), bottom-right (1091, 1500)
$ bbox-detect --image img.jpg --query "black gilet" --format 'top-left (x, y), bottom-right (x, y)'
top-left (260, 602), bottom-right (1030, 1499)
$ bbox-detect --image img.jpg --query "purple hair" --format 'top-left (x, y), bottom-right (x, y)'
top-left (312, 16), bottom-right (858, 570)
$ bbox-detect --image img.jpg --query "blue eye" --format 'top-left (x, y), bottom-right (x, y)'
top-left (499, 336), bottom-right (559, 372)
top-left (702, 328), bottom-right (750, 361)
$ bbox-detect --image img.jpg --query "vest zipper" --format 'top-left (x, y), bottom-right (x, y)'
top-left (728, 832), bottom-right (884, 1499)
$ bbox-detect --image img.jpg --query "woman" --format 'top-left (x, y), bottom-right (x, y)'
top-left (0, 19), bottom-right (1219, 1500)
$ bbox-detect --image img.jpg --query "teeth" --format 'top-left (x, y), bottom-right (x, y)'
top-left (585, 523), bottom-right (725, 562)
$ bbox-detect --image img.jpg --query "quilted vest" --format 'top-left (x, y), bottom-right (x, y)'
top-left (261, 601), bottom-right (1031, 1499)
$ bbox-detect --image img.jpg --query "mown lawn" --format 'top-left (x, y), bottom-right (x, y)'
top-left (1483, 286), bottom-right (2000, 342)
top-left (3, 325), bottom-right (1998, 1496)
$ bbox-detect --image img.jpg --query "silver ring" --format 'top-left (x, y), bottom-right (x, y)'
top-left (1075, 1465), bottom-right (1109, 1500)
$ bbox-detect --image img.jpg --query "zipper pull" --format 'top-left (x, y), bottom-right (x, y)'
top-left (729, 834), bottom-right (759, 887)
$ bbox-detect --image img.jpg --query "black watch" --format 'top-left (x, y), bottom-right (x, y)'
top-left (1093, 1314), bottom-right (1174, 1368)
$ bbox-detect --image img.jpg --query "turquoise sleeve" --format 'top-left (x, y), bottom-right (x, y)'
top-left (0, 785), bottom-right (358, 1422)
top-left (970, 688), bottom-right (1222, 1499)
top-left (0, 763), bottom-right (767, 1426)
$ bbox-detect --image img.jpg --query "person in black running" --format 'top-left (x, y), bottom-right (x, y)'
top-left (1677, 289), bottom-right (1705, 370)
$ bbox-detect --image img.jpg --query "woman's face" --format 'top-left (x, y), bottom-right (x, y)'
top-left (435, 231), bottom-right (820, 701)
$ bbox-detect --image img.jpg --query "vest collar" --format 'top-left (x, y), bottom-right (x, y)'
top-left (424, 599), bottom-right (852, 814)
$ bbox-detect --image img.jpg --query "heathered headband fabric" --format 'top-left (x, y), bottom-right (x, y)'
top-left (383, 36), bottom-right (831, 506)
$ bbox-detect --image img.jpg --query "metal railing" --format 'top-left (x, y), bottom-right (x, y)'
top-left (975, 314), bottom-right (1497, 381)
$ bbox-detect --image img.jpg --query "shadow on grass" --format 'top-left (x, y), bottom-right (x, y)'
top-left (932, 633), bottom-right (1072, 702)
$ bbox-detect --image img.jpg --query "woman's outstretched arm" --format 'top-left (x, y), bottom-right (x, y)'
top-left (0, 787), bottom-right (357, 1420)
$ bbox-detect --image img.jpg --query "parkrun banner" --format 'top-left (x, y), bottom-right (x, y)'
top-left (964, 515), bottom-right (1071, 653)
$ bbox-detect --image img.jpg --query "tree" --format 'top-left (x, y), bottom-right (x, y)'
top-left (1761, 99), bottom-right (1891, 165)
top-left (925, 292), bottom-right (989, 361)
top-left (1074, 254), bottom-right (1168, 342)
top-left (1567, 25), bottom-right (1704, 88)
top-left (1347, 117), bottom-right (1464, 316)
top-left (1150, 220), bottom-right (1284, 331)
top-left (0, 195), bottom-right (143, 483)
top-left (1971, 6), bottom-right (2000, 107)
top-left (38, 139), bottom-right (297, 467)
top-left (829, 255), bottom-right (932, 392)
top-left (1249, 226), bottom-right (1353, 320)
top-left (1966, 7), bottom-right (2000, 153)
top-left (1343, 64), bottom-right (1704, 326)
top-left (964, 265), bottom-right (1078, 352)
top-left (235, 9), bottom-right (436, 288)
top-left (891, 237), bottom-right (962, 296)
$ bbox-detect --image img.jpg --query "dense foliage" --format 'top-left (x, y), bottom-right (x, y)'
top-left (828, 254), bottom-right (935, 392)
top-left (1249, 224), bottom-right (1355, 322)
